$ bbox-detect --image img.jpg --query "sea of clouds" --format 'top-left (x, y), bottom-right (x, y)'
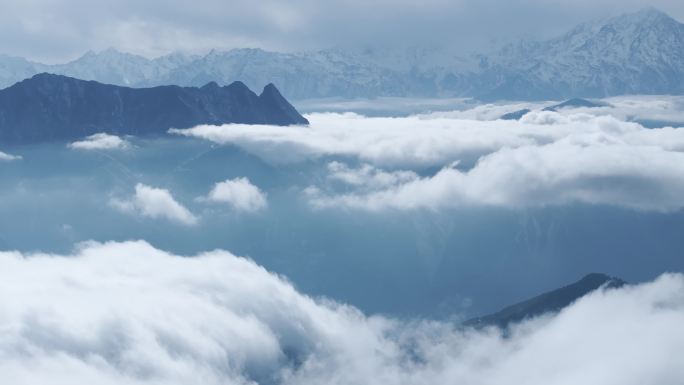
top-left (0, 240), bottom-right (682, 385)
top-left (173, 103), bottom-right (684, 213)
top-left (3, 97), bottom-right (684, 383)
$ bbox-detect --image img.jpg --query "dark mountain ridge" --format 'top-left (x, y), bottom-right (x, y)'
top-left (0, 73), bottom-right (308, 145)
top-left (498, 98), bottom-right (608, 120)
top-left (542, 98), bottom-right (608, 112)
top-left (465, 273), bottom-right (626, 329)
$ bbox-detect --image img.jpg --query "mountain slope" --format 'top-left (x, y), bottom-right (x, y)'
top-left (474, 8), bottom-right (684, 100)
top-left (0, 8), bottom-right (681, 100)
top-left (0, 73), bottom-right (308, 144)
top-left (465, 273), bottom-right (627, 329)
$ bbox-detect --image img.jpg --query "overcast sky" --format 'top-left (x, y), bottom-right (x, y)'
top-left (3, 0), bottom-right (684, 63)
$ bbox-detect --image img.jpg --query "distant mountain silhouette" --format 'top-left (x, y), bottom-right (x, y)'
top-left (498, 98), bottom-right (609, 120)
top-left (500, 109), bottom-right (531, 120)
top-left (542, 98), bottom-right (609, 112)
top-left (0, 73), bottom-right (308, 144)
top-left (465, 273), bottom-right (626, 329)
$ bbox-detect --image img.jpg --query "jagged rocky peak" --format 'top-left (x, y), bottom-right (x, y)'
top-left (259, 83), bottom-right (310, 126)
top-left (0, 74), bottom-right (308, 145)
top-left (261, 83), bottom-right (288, 101)
top-left (226, 80), bottom-right (253, 91)
top-left (201, 81), bottom-right (220, 89)
top-left (262, 82), bottom-right (279, 93)
top-left (556, 7), bottom-right (684, 58)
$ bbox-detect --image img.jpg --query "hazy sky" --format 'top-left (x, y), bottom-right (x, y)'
top-left (2, 0), bottom-right (684, 63)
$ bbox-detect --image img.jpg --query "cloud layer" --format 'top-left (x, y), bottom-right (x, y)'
top-left (69, 133), bottom-right (129, 150)
top-left (110, 183), bottom-right (198, 225)
top-left (0, 240), bottom-right (682, 384)
top-left (0, 150), bottom-right (21, 161)
top-left (326, 161), bottom-right (419, 190)
top-left (176, 110), bottom-right (684, 212)
top-left (1, 0), bottom-right (683, 63)
top-left (308, 141), bottom-right (684, 212)
top-left (173, 112), bottom-right (558, 166)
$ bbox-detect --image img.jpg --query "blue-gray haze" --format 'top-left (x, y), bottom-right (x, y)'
top-left (2, 134), bottom-right (682, 318)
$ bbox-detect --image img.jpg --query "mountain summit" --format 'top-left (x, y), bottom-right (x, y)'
top-left (0, 73), bottom-right (308, 144)
top-left (476, 7), bottom-right (684, 99)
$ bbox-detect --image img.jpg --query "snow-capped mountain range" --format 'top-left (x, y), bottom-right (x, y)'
top-left (471, 7), bottom-right (684, 100)
top-left (1, 7), bottom-right (682, 100)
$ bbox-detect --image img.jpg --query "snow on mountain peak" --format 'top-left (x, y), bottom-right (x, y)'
top-left (0, 9), bottom-right (681, 100)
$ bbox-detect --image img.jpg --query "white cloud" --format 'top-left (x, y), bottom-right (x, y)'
top-left (174, 109), bottom-right (684, 212)
top-left (0, 240), bottom-right (682, 384)
top-left (326, 161), bottom-right (419, 190)
top-left (580, 95), bottom-right (684, 124)
top-left (309, 138), bottom-right (684, 212)
top-left (109, 183), bottom-right (198, 225)
top-left (445, 95), bottom-right (684, 126)
top-left (297, 97), bottom-right (476, 116)
top-left (174, 111), bottom-right (672, 168)
top-left (171, 112), bottom-right (562, 167)
top-left (68, 133), bottom-right (130, 150)
top-left (201, 177), bottom-right (267, 212)
top-left (0, 151), bottom-right (22, 161)
top-left (423, 101), bottom-right (546, 121)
